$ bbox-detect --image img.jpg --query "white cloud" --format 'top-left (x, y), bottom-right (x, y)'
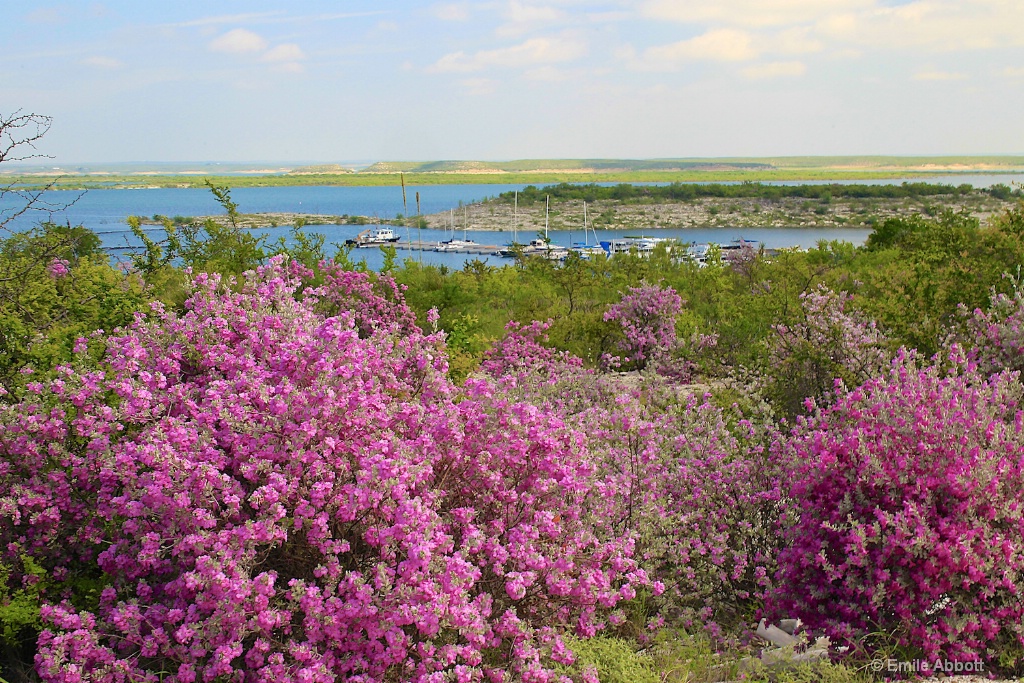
top-left (643, 0), bottom-right (872, 28)
top-left (817, 1), bottom-right (1024, 51)
top-left (430, 36), bottom-right (587, 72)
top-left (262, 43), bottom-right (305, 63)
top-left (83, 56), bottom-right (124, 69)
top-left (913, 70), bottom-right (966, 81)
top-left (523, 65), bottom-right (571, 81)
top-left (586, 11), bottom-right (632, 23)
top-left (641, 29), bottom-right (758, 67)
top-left (209, 28), bottom-right (268, 54)
top-left (262, 44), bottom-right (305, 73)
top-left (637, 0), bottom-right (1024, 63)
top-left (271, 62), bottom-right (305, 75)
top-left (169, 11), bottom-right (386, 28)
top-left (1004, 66), bottom-right (1024, 78)
top-left (742, 60), bottom-right (807, 78)
top-left (432, 3), bottom-right (470, 21)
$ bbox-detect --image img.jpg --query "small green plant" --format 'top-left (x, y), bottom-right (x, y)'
top-left (557, 635), bottom-right (660, 683)
top-left (0, 556), bottom-right (45, 646)
top-left (650, 630), bottom-right (725, 683)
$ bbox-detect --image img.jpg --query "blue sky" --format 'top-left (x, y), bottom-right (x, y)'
top-left (2, 0), bottom-right (1022, 163)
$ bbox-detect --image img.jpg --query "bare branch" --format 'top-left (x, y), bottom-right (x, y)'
top-left (0, 110), bottom-right (53, 165)
top-left (0, 111), bottom-right (84, 233)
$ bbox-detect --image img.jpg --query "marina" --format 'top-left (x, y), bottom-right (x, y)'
top-left (10, 179), bottom-right (1019, 270)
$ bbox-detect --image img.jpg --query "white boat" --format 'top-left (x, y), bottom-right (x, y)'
top-left (599, 236), bottom-right (672, 257)
top-left (687, 243), bottom-right (711, 265)
top-left (345, 227), bottom-right (401, 246)
top-left (435, 238), bottom-right (479, 252)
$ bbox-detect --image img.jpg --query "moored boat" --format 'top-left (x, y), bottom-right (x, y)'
top-left (345, 227), bottom-right (401, 246)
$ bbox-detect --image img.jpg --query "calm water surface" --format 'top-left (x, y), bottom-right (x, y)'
top-left (2, 175), bottom-right (1018, 269)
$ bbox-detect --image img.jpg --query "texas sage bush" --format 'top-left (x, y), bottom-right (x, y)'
top-left (768, 350), bottom-right (1024, 670)
top-left (760, 285), bottom-right (891, 417)
top-left (948, 280), bottom-right (1024, 378)
top-left (480, 341), bottom-right (783, 637)
top-left (581, 389), bottom-right (782, 635)
top-left (602, 282), bottom-right (715, 382)
top-left (1, 257), bottom-right (649, 683)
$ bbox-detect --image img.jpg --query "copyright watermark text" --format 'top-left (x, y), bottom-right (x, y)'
top-left (870, 658), bottom-right (985, 674)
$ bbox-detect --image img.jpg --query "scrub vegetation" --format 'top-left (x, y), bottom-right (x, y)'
top-left (4, 118), bottom-right (1024, 682)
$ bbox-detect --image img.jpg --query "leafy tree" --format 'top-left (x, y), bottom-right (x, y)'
top-left (0, 222), bottom-right (148, 389)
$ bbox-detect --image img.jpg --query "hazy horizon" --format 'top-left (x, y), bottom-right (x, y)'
top-left (7, 155), bottom-right (1024, 172)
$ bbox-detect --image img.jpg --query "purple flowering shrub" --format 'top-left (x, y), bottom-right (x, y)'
top-left (949, 282), bottom-right (1024, 377)
top-left (602, 283), bottom-right (714, 381)
top-left (768, 351), bottom-right (1024, 669)
top-left (479, 325), bottom-right (784, 636)
top-left (2, 258), bottom-right (649, 683)
top-left (479, 319), bottom-right (590, 388)
top-left (580, 388), bottom-right (783, 634)
top-left (603, 283), bottom-right (683, 372)
top-left (761, 285), bottom-right (891, 417)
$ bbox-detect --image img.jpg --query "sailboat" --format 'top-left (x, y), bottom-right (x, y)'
top-left (570, 201), bottom-right (604, 259)
top-left (498, 191), bottom-right (526, 257)
top-left (435, 207), bottom-right (478, 251)
top-left (532, 196), bottom-right (568, 260)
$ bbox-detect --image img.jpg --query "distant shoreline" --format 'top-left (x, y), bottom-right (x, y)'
top-left (157, 188), bottom-right (1020, 233)
top-left (5, 168), bottom-right (1023, 192)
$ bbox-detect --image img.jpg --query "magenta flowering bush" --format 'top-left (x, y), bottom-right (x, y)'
top-left (479, 325), bottom-right (783, 635)
top-left (480, 319), bottom-right (590, 388)
top-left (601, 283), bottom-right (715, 382)
top-left (46, 257), bottom-right (70, 278)
top-left (1, 257), bottom-right (648, 683)
top-left (950, 284), bottom-right (1024, 377)
top-left (768, 352), bottom-right (1024, 669)
top-left (603, 283), bottom-right (683, 372)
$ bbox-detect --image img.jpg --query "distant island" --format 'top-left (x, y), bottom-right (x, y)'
top-left (4, 156), bottom-right (1023, 190)
top-left (137, 181), bottom-right (1022, 233)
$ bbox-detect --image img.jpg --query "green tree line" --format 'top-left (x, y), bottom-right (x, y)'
top-left (500, 181), bottom-right (1022, 204)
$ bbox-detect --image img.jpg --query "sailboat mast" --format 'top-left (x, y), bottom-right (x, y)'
top-left (513, 191), bottom-right (518, 243)
top-left (545, 195), bottom-right (549, 240)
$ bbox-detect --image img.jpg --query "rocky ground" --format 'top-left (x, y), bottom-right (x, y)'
top-left (421, 194), bottom-right (1017, 233)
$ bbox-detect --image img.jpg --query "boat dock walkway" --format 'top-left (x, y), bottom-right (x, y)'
top-left (352, 240), bottom-right (505, 255)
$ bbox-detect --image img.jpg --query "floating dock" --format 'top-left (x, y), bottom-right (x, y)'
top-left (352, 240), bottom-right (505, 255)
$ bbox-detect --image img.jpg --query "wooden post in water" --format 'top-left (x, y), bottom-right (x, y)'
top-left (416, 190), bottom-right (422, 262)
top-left (400, 172), bottom-right (410, 247)
top-left (400, 172), bottom-right (407, 216)
top-left (513, 191), bottom-right (518, 244)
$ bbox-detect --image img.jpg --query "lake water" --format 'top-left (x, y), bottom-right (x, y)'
top-left (2, 174), bottom-right (1019, 270)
